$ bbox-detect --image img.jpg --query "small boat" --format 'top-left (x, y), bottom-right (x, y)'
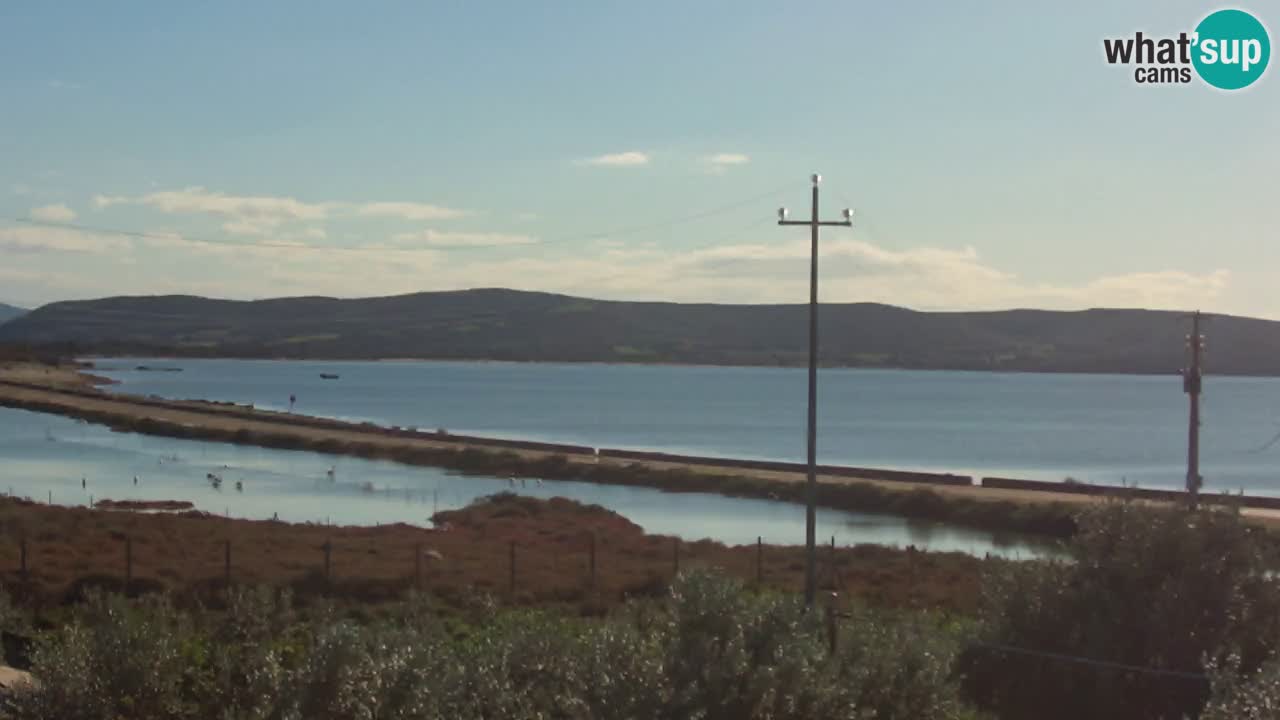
top-left (319, 373), bottom-right (340, 380)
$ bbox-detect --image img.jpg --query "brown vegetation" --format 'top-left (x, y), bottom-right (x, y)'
top-left (93, 499), bottom-right (194, 511)
top-left (0, 494), bottom-right (985, 615)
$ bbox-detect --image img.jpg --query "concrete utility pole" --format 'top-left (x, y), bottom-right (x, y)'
top-left (777, 174), bottom-right (852, 607)
top-left (1183, 311), bottom-right (1205, 504)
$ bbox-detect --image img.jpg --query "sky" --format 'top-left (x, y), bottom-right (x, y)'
top-left (1, 1), bottom-right (1277, 316)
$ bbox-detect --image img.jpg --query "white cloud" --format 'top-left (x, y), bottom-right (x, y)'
top-left (48, 79), bottom-right (81, 90)
top-left (30, 203), bottom-right (77, 223)
top-left (700, 153), bottom-right (750, 175)
top-left (0, 225), bottom-right (130, 254)
top-left (93, 188), bottom-right (467, 233)
top-left (420, 235), bottom-right (1230, 313)
top-left (11, 184), bottom-right (31, 197)
top-left (93, 225), bottom-right (1228, 312)
top-left (221, 220), bottom-right (272, 236)
top-left (579, 151), bottom-right (650, 167)
top-left (389, 230), bottom-right (538, 248)
top-left (356, 202), bottom-right (467, 221)
top-left (302, 227), bottom-right (327, 240)
top-left (705, 153), bottom-right (750, 166)
top-left (93, 187), bottom-right (330, 227)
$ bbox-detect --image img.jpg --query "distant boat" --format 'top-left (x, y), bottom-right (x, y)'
top-left (319, 373), bottom-right (340, 380)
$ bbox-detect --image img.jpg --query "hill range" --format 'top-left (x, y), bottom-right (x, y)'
top-left (0, 303), bottom-right (25, 325)
top-left (0, 288), bottom-right (1273, 375)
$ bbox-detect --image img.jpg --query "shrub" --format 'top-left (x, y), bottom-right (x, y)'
top-left (1202, 654), bottom-right (1280, 720)
top-left (962, 500), bottom-right (1280, 720)
top-left (6, 593), bottom-right (191, 720)
top-left (2, 573), bottom-right (978, 719)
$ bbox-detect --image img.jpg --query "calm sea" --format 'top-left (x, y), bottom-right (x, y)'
top-left (96, 358), bottom-right (1280, 495)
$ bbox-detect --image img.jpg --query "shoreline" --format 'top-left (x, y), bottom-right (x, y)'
top-left (1, 362), bottom-right (1275, 539)
top-left (78, 353), bottom-right (1277, 379)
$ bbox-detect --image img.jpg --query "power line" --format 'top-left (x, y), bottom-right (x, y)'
top-left (558, 215), bottom-right (779, 293)
top-left (970, 641), bottom-right (1208, 681)
top-left (3, 182), bottom-right (796, 254)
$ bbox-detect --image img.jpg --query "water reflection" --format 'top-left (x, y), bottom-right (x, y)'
top-left (0, 407), bottom-right (1047, 557)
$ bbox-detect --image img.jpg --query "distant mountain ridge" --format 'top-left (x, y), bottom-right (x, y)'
top-left (0, 288), bottom-right (1275, 375)
top-left (0, 303), bottom-right (26, 325)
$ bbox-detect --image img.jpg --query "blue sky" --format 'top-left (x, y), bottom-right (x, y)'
top-left (1, 1), bottom-right (1276, 316)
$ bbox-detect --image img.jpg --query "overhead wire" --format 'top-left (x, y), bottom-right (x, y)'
top-left (2, 181), bottom-right (798, 255)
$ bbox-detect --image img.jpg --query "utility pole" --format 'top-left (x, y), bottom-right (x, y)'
top-left (1183, 311), bottom-right (1205, 504)
top-left (778, 174), bottom-right (853, 607)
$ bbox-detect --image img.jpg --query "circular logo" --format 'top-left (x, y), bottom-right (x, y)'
top-left (1192, 9), bottom-right (1271, 90)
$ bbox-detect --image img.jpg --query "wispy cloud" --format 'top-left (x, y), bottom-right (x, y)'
top-left (701, 153), bottom-right (750, 175)
top-left (389, 230), bottom-right (538, 248)
top-left (356, 202), bottom-right (468, 221)
top-left (93, 188), bottom-right (469, 230)
top-left (48, 79), bottom-right (81, 90)
top-left (0, 225), bottom-right (129, 254)
top-left (94, 187), bottom-right (331, 227)
top-left (11, 184), bottom-right (31, 197)
top-left (705, 153), bottom-right (749, 166)
top-left (579, 151), bottom-right (650, 167)
top-left (29, 203), bottom-right (76, 223)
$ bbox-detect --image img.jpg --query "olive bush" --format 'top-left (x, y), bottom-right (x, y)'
top-left (1, 572), bottom-right (974, 720)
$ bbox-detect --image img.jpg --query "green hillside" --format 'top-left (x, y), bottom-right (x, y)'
top-left (0, 288), bottom-right (1271, 374)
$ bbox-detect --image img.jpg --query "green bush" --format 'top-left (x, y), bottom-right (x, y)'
top-left (2, 573), bottom-right (974, 719)
top-left (962, 500), bottom-right (1280, 720)
top-left (7, 592), bottom-right (191, 720)
top-left (1201, 654), bottom-right (1280, 720)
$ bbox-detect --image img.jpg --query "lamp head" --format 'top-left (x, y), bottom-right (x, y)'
top-left (842, 208), bottom-right (853, 222)
top-left (811, 173), bottom-right (822, 186)
top-left (778, 207), bottom-right (789, 221)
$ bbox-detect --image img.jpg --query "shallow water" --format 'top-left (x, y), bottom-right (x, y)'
top-left (0, 407), bottom-right (1042, 556)
top-left (95, 358), bottom-right (1280, 495)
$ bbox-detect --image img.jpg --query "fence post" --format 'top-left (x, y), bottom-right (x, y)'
top-left (588, 532), bottom-right (597, 590)
top-left (323, 539), bottom-right (332, 589)
top-left (414, 542), bottom-right (422, 590)
top-left (47, 490), bottom-right (52, 505)
top-left (509, 540), bottom-right (516, 599)
top-left (907, 545), bottom-right (917, 602)
top-left (826, 593), bottom-right (839, 655)
top-left (756, 536), bottom-right (763, 585)
top-left (125, 536), bottom-right (133, 594)
top-left (829, 535), bottom-right (836, 590)
top-left (673, 537), bottom-right (680, 576)
top-left (19, 536), bottom-right (27, 579)
top-left (224, 540), bottom-right (231, 586)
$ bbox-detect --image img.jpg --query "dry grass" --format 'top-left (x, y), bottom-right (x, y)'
top-left (0, 494), bottom-right (986, 615)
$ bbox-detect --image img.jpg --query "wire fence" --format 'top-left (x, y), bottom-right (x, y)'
top-left (0, 522), bottom-right (1219, 683)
